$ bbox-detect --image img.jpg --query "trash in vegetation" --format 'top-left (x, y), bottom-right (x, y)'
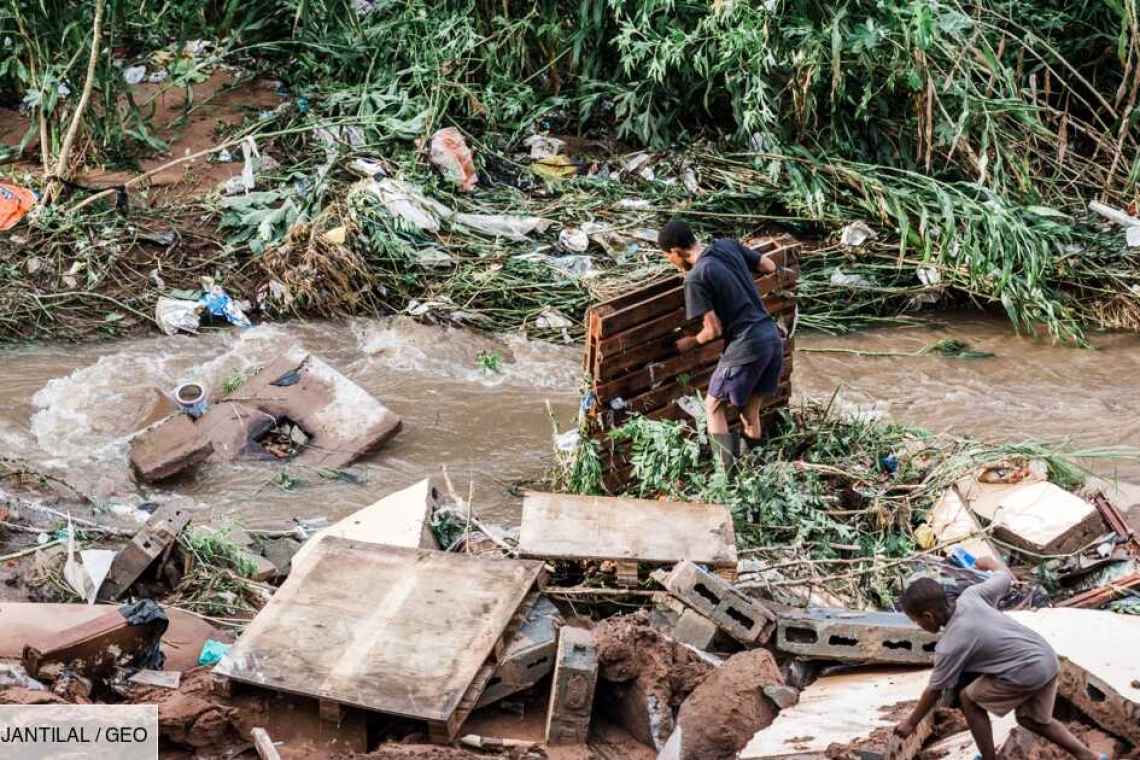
top-left (429, 127), bottom-right (477, 192)
top-left (198, 278), bottom-right (252, 328)
top-left (155, 298), bottom-right (201, 336)
top-left (558, 227), bottom-right (589, 252)
top-left (174, 382), bottom-right (208, 418)
top-left (839, 220), bottom-right (876, 247)
top-left (0, 183), bottom-right (37, 231)
top-left (198, 639), bottom-right (233, 666)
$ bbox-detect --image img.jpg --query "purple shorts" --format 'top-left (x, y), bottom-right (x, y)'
top-left (708, 341), bottom-right (784, 407)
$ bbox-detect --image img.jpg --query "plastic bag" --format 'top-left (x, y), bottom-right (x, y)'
top-left (454, 212), bottom-right (551, 241)
top-left (198, 639), bottom-right (233, 666)
top-left (155, 297), bottom-right (202, 336)
top-left (0, 183), bottom-right (37, 231)
top-left (429, 127), bottom-right (477, 192)
top-left (558, 228), bottom-right (589, 252)
top-left (199, 279), bottom-right (252, 328)
top-left (368, 178), bottom-right (450, 233)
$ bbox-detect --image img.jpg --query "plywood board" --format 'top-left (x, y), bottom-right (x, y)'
top-left (292, 479), bottom-right (441, 569)
top-left (214, 538), bottom-right (543, 734)
top-left (518, 492), bottom-right (736, 568)
top-left (740, 668), bottom-right (931, 759)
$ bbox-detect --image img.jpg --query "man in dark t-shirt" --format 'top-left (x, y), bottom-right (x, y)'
top-left (658, 220), bottom-right (787, 472)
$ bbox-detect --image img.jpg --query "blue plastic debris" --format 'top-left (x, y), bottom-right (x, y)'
top-left (949, 546), bottom-right (977, 569)
top-left (198, 282), bottom-right (252, 328)
top-left (198, 639), bottom-right (233, 666)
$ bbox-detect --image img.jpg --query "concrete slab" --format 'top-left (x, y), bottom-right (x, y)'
top-left (476, 595), bottom-right (561, 708)
top-left (292, 478), bottom-right (441, 569)
top-left (739, 667), bottom-right (933, 760)
top-left (1010, 608), bottom-right (1140, 744)
top-left (130, 352), bottom-right (402, 483)
top-left (775, 608), bottom-right (939, 665)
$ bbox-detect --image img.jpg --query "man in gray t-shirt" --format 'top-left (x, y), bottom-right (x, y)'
top-left (894, 560), bottom-right (1102, 760)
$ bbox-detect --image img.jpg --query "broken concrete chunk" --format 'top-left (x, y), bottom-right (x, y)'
top-left (545, 627), bottom-right (599, 745)
top-left (292, 479), bottom-right (441, 570)
top-left (476, 596), bottom-right (562, 708)
top-left (98, 506), bottom-right (192, 601)
top-left (762, 684), bottom-right (800, 710)
top-left (248, 554), bottom-right (278, 583)
top-left (130, 353), bottom-right (402, 483)
top-left (650, 595), bottom-right (720, 651)
top-left (128, 669), bottom-right (182, 689)
top-left (1010, 608), bottom-right (1140, 744)
top-left (961, 479), bottom-right (1105, 555)
top-left (653, 560), bottom-right (776, 645)
top-left (775, 608), bottom-right (939, 666)
top-left (675, 649), bottom-right (784, 760)
top-left (739, 668), bottom-right (934, 760)
top-left (924, 713), bottom-right (1016, 760)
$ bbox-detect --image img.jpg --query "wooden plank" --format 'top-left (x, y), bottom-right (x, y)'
top-left (213, 538), bottom-right (542, 732)
top-left (518, 492), bottom-right (736, 568)
top-left (597, 248), bottom-right (791, 338)
top-left (739, 668), bottom-right (933, 759)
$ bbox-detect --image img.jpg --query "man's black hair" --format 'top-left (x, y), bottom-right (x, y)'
top-left (899, 577), bottom-right (949, 617)
top-left (658, 219), bottom-right (697, 252)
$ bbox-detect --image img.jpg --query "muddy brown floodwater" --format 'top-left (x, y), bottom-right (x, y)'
top-left (0, 313), bottom-right (1137, 529)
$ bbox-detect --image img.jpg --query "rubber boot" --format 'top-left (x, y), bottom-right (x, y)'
top-left (742, 434), bottom-right (764, 452)
top-left (711, 432), bottom-right (736, 478)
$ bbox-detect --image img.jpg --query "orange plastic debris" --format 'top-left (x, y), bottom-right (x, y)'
top-left (429, 127), bottom-right (477, 192)
top-left (0, 183), bottom-right (37, 231)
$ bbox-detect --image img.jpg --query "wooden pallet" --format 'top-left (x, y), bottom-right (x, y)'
top-left (212, 538), bottom-right (543, 740)
top-left (584, 235), bottom-right (800, 487)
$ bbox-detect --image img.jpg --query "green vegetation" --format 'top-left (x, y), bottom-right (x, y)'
top-left (0, 0), bottom-right (1137, 342)
top-left (552, 399), bottom-right (1122, 605)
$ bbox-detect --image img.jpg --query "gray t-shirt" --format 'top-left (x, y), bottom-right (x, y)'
top-left (929, 571), bottom-right (1058, 691)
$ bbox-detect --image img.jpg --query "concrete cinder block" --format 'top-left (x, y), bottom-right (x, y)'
top-left (672, 610), bottom-right (719, 651)
top-left (654, 561), bottom-right (776, 645)
top-left (545, 627), bottom-right (598, 745)
top-left (476, 596), bottom-right (562, 708)
top-left (776, 608), bottom-right (938, 665)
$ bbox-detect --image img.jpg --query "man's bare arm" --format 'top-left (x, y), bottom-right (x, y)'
top-left (895, 686), bottom-right (941, 737)
top-left (676, 311), bottom-right (722, 353)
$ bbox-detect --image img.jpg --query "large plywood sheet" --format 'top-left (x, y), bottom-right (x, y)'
top-left (518, 492), bottom-right (736, 567)
top-left (740, 668), bottom-right (931, 759)
top-left (960, 479), bottom-right (1102, 553)
top-left (214, 538), bottom-right (543, 730)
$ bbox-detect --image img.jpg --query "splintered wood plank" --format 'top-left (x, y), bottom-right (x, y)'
top-left (518, 492), bottom-right (736, 568)
top-left (213, 538), bottom-right (542, 731)
top-left (740, 668), bottom-right (933, 760)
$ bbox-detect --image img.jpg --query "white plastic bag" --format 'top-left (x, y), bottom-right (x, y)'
top-left (155, 297), bottom-right (202, 336)
top-left (454, 213), bottom-right (552, 241)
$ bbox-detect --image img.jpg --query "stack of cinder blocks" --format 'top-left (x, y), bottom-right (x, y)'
top-left (652, 560), bottom-right (776, 646)
top-left (776, 608), bottom-right (939, 665)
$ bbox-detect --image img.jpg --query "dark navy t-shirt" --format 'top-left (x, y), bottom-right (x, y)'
top-left (684, 238), bottom-right (774, 367)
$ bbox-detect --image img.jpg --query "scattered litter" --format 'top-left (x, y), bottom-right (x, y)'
top-left (350, 157), bottom-right (388, 177)
top-left (155, 297), bottom-right (201, 336)
top-left (682, 166), bottom-right (700, 194)
top-left (198, 278), bottom-right (253, 328)
top-left (123, 65), bottom-right (147, 85)
top-left (0, 182), bottom-right (37, 231)
top-left (839, 220), bottom-right (876, 247)
top-left (367, 178), bottom-right (450, 233)
top-left (515, 252), bottom-right (595, 280)
top-left (618, 198), bottom-right (653, 210)
top-left (535, 307), bottom-right (573, 329)
top-left (531, 155), bottom-right (586, 180)
top-left (829, 268), bottom-right (872, 287)
top-left (524, 134), bottom-right (566, 159)
top-left (62, 519), bottom-right (114, 604)
top-left (198, 639), bottom-right (233, 666)
top-left (0, 663), bottom-right (46, 691)
top-left (558, 227), bottom-right (589, 252)
top-left (454, 212), bottom-right (552, 241)
top-left (554, 429), bottom-right (579, 452)
top-left (621, 153), bottom-right (656, 181)
top-left (429, 127), bottom-right (477, 192)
